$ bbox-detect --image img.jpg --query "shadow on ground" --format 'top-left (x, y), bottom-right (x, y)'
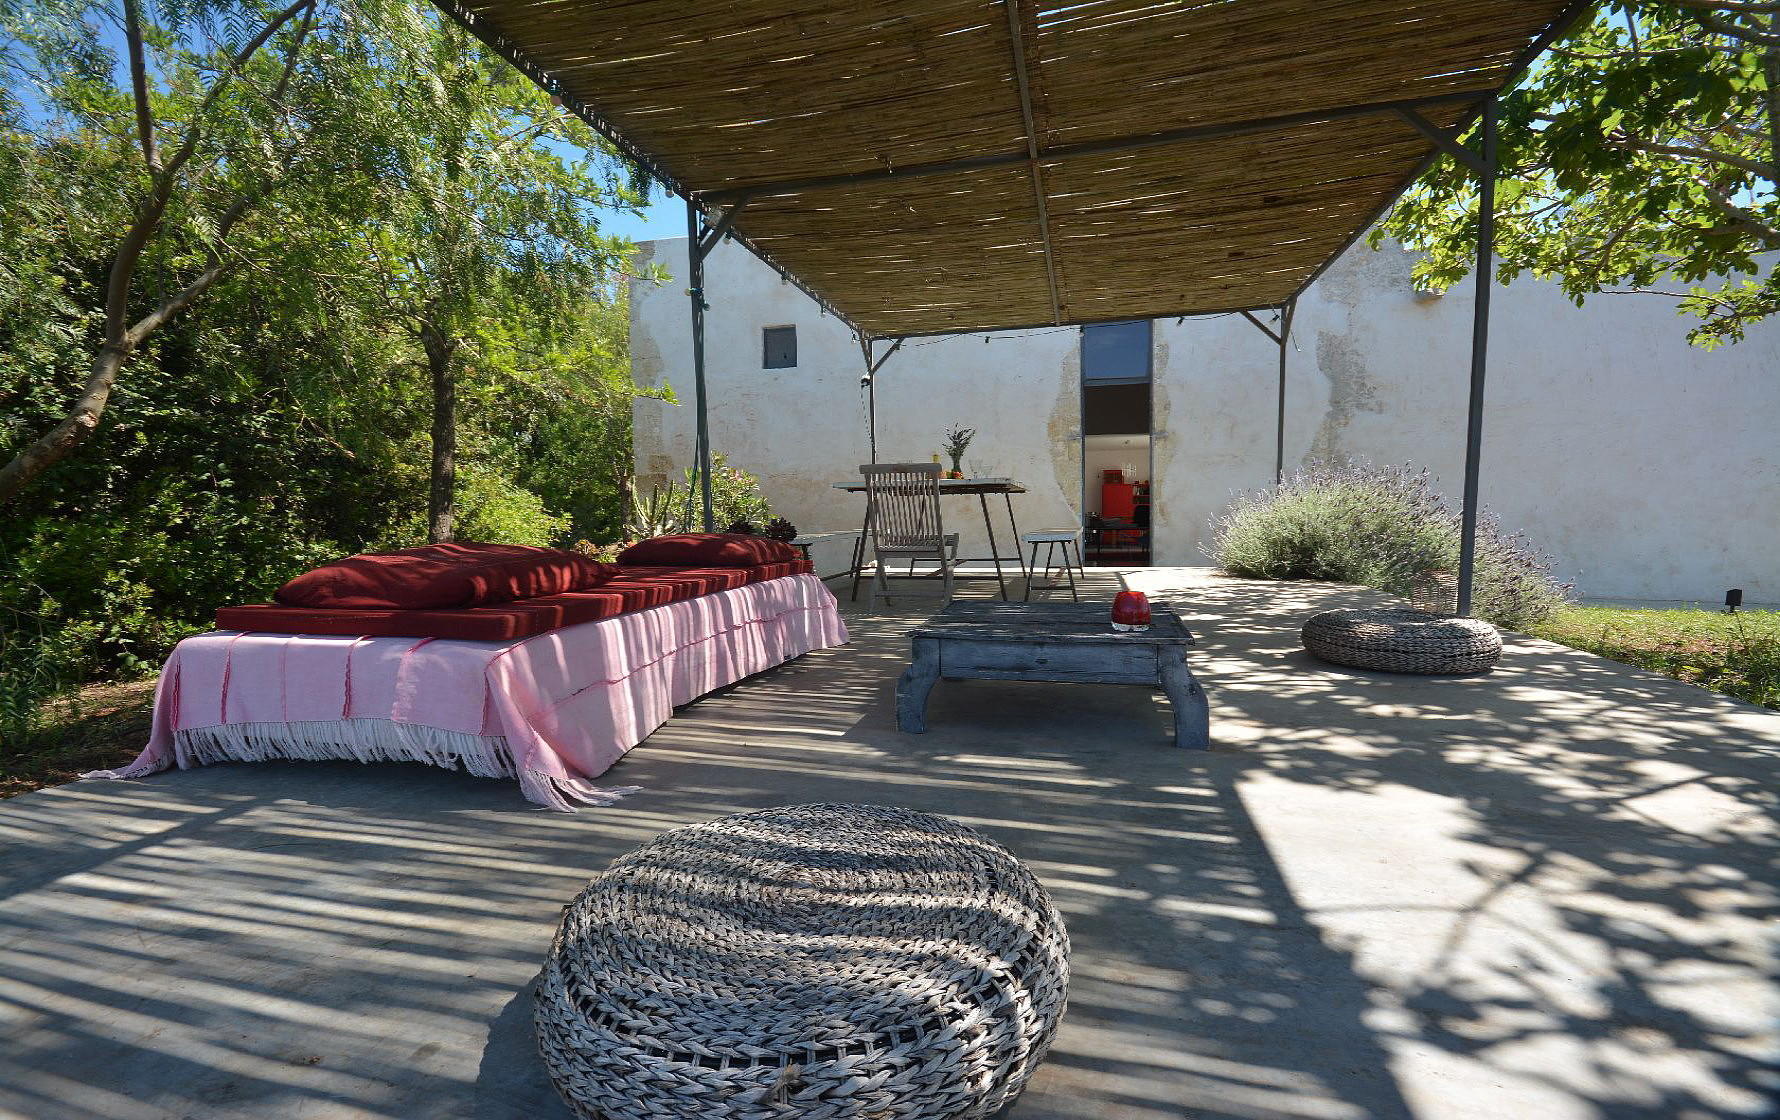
top-left (0, 569), bottom-right (1774, 1119)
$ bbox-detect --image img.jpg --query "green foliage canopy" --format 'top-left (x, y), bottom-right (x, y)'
top-left (0, 0), bottom-right (666, 720)
top-left (1379, 1), bottom-right (1780, 347)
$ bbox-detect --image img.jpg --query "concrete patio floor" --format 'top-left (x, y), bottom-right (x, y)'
top-left (2, 568), bottom-right (1776, 1120)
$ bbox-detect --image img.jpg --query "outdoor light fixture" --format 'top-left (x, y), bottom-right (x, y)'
top-left (1726, 589), bottom-right (1743, 614)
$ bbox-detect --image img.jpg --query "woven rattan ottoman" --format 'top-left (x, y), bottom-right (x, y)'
top-left (534, 803), bottom-right (1069, 1120)
top-left (1301, 607), bottom-right (1502, 674)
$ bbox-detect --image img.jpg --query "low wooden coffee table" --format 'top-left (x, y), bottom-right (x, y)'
top-left (897, 601), bottom-right (1210, 748)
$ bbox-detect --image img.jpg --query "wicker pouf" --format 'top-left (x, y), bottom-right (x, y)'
top-left (534, 803), bottom-right (1069, 1120)
top-left (1301, 607), bottom-right (1502, 674)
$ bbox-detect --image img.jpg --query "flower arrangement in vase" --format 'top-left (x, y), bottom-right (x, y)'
top-left (942, 424), bottom-right (975, 480)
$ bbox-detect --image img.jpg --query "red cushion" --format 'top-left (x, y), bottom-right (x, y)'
top-left (219, 558), bottom-right (813, 641)
top-left (274, 543), bottom-right (612, 610)
top-left (617, 533), bottom-right (799, 568)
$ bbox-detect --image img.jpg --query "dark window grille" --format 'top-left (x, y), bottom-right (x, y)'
top-left (763, 326), bottom-right (797, 369)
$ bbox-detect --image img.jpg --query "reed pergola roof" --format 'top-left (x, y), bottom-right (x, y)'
top-left (437, 0), bottom-right (1586, 339)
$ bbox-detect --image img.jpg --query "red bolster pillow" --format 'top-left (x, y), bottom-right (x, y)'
top-left (274, 542), bottom-right (613, 610)
top-left (617, 533), bottom-right (800, 568)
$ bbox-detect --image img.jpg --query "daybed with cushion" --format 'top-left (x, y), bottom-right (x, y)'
top-left (85, 537), bottom-right (848, 810)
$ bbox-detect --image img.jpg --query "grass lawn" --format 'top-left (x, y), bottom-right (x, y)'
top-left (1529, 606), bottom-right (1780, 711)
top-left (0, 679), bottom-right (156, 800)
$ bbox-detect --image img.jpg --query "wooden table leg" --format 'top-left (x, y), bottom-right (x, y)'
top-left (1159, 646), bottom-right (1211, 749)
top-left (978, 493), bottom-right (1009, 600)
top-left (849, 501), bottom-right (871, 602)
top-left (897, 637), bottom-right (941, 733)
top-left (1002, 490), bottom-right (1029, 582)
top-left (1022, 539), bottom-right (1040, 602)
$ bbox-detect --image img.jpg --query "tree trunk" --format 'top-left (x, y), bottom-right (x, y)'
top-left (424, 326), bottom-right (458, 543)
top-left (0, 0), bottom-right (312, 508)
top-left (0, 344), bottom-right (131, 504)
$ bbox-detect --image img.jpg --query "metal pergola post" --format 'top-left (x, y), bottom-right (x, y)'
top-left (685, 197), bottom-right (716, 531)
top-left (1238, 305), bottom-right (1295, 486)
top-left (858, 336), bottom-right (904, 464)
top-left (1456, 96), bottom-right (1498, 617)
top-left (1275, 299), bottom-right (1295, 486)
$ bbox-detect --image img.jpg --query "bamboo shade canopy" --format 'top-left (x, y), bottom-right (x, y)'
top-left (435, 0), bottom-right (1585, 338)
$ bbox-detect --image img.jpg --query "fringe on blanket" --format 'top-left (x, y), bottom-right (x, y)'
top-left (83, 753), bottom-right (172, 781)
top-left (82, 718), bottom-right (638, 812)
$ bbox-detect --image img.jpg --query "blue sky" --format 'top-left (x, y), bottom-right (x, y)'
top-left (600, 186), bottom-right (684, 246)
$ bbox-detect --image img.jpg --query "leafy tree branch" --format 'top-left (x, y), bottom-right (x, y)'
top-left (1378, 0), bottom-right (1780, 347)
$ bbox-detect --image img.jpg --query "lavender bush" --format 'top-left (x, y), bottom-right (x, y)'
top-left (1206, 462), bottom-right (1569, 629)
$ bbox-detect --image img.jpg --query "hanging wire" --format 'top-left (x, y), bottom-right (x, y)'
top-left (898, 312), bottom-right (1258, 350)
top-left (859, 371), bottom-right (875, 458)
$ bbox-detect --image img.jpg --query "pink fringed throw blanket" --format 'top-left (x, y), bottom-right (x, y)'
top-left (85, 573), bottom-right (848, 811)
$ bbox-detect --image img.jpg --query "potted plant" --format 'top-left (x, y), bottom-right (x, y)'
top-left (942, 424), bottom-right (975, 480)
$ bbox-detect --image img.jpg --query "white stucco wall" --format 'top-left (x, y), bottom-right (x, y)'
top-left (630, 238), bottom-right (1080, 575)
top-left (632, 236), bottom-right (1780, 602)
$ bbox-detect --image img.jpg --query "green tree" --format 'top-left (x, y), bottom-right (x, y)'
top-left (336, 13), bottom-right (648, 541)
top-left (0, 0), bottom-right (332, 500)
top-left (1379, 1), bottom-right (1779, 347)
top-left (0, 1), bottom-right (657, 715)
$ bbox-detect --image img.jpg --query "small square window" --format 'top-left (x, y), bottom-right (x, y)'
top-left (762, 326), bottom-right (797, 369)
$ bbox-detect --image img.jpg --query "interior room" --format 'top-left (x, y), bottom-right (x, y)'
top-left (1081, 323), bottom-right (1154, 565)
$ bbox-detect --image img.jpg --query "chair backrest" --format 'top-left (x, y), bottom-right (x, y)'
top-left (860, 463), bottom-right (945, 550)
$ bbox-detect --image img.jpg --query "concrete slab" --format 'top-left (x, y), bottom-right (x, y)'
top-left (2, 569), bottom-right (1775, 1120)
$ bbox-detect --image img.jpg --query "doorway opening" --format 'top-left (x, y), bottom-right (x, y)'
top-left (1080, 321), bottom-right (1153, 566)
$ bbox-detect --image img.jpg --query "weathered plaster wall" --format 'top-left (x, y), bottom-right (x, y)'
top-left (1219, 242), bottom-right (1780, 602)
top-left (633, 236), bottom-right (1780, 602)
top-left (630, 239), bottom-right (1081, 575)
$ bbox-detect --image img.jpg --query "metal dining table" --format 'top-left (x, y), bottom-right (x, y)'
top-left (833, 477), bottom-right (1030, 602)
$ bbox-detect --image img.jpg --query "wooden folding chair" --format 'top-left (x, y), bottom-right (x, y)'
top-left (860, 463), bottom-right (959, 609)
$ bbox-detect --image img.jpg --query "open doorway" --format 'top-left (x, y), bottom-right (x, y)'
top-left (1080, 321), bottom-right (1153, 566)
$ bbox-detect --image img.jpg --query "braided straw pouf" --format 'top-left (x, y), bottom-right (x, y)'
top-left (534, 803), bottom-right (1069, 1120)
top-left (1301, 607), bottom-right (1502, 674)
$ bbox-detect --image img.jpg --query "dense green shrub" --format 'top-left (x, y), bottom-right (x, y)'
top-left (1207, 462), bottom-right (1569, 629)
top-left (620, 454), bottom-right (775, 542)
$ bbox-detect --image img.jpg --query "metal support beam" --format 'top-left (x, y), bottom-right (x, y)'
top-left (1001, 0), bottom-right (1063, 324)
top-left (1239, 309), bottom-right (1281, 345)
top-left (685, 197), bottom-right (714, 531)
top-left (1393, 107), bottom-right (1487, 175)
top-left (1233, 304), bottom-right (1294, 484)
top-left (704, 88), bottom-right (1491, 204)
top-left (1456, 96), bottom-right (1498, 617)
top-left (859, 336), bottom-right (904, 462)
top-left (1275, 300), bottom-right (1296, 485)
top-left (696, 198), bottom-right (747, 259)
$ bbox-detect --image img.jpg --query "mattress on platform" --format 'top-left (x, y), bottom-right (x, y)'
top-left (85, 571), bottom-right (848, 811)
top-left (215, 559), bottom-right (813, 640)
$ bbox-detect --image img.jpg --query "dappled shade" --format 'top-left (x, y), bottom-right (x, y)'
top-left (2, 570), bottom-right (1774, 1117)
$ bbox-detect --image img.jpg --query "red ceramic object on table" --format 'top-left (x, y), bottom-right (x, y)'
top-left (1111, 590), bottom-right (1152, 632)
